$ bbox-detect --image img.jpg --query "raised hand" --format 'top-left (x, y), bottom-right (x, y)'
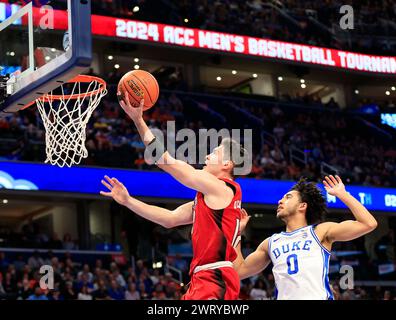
top-left (323, 175), bottom-right (346, 197)
top-left (240, 208), bottom-right (251, 234)
top-left (118, 91), bottom-right (144, 122)
top-left (100, 175), bottom-right (130, 206)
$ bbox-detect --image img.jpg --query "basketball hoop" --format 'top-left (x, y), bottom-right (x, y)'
top-left (34, 75), bottom-right (107, 168)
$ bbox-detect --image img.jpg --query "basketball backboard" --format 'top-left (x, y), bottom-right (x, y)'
top-left (0, 0), bottom-right (92, 116)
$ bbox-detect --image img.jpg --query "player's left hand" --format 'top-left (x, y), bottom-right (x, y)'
top-left (323, 175), bottom-right (346, 197)
top-left (100, 175), bottom-right (130, 206)
top-left (240, 208), bottom-right (251, 233)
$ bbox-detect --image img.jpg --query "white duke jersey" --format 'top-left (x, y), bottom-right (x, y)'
top-left (268, 225), bottom-right (333, 300)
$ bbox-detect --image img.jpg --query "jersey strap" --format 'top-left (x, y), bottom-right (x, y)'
top-left (310, 225), bottom-right (331, 254)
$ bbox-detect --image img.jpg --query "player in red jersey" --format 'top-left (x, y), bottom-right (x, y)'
top-left (185, 176), bottom-right (243, 300)
top-left (100, 97), bottom-right (250, 300)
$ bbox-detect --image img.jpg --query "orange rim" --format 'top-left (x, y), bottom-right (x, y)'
top-left (40, 75), bottom-right (107, 101)
top-left (22, 75), bottom-right (107, 109)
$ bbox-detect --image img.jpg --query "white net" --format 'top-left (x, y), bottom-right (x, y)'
top-left (36, 78), bottom-right (107, 167)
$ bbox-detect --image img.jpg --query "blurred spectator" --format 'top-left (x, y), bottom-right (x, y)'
top-left (76, 273), bottom-right (94, 292)
top-left (78, 264), bottom-right (94, 283)
top-left (63, 281), bottom-right (77, 300)
top-left (152, 283), bottom-right (167, 300)
top-left (120, 230), bottom-right (130, 260)
top-left (113, 268), bottom-right (127, 288)
top-left (16, 279), bottom-right (33, 300)
top-left (48, 288), bottom-right (64, 301)
top-left (63, 233), bottom-right (77, 250)
top-left (135, 259), bottom-right (145, 276)
top-left (239, 282), bottom-right (252, 300)
top-left (47, 233), bottom-right (63, 249)
top-left (27, 251), bottom-right (44, 269)
top-left (165, 281), bottom-right (179, 299)
top-left (341, 289), bottom-right (356, 300)
top-left (27, 286), bottom-right (48, 301)
top-left (125, 283), bottom-right (140, 300)
top-left (250, 279), bottom-right (268, 300)
top-left (150, 269), bottom-right (160, 286)
top-left (383, 290), bottom-right (393, 300)
top-left (78, 285), bottom-right (93, 300)
top-left (138, 282), bottom-right (150, 300)
top-left (92, 279), bottom-right (111, 300)
top-left (13, 255), bottom-right (26, 272)
top-left (0, 252), bottom-right (10, 271)
top-left (108, 280), bottom-right (125, 300)
top-left (0, 281), bottom-right (7, 299)
top-left (375, 230), bottom-right (395, 263)
top-left (3, 272), bottom-right (17, 298)
top-left (330, 283), bottom-right (341, 300)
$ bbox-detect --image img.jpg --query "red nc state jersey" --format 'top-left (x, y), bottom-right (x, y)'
top-left (189, 178), bottom-right (242, 276)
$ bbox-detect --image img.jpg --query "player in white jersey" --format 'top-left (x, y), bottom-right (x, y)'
top-left (233, 175), bottom-right (378, 300)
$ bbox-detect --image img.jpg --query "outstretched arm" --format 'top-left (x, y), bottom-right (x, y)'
top-left (118, 95), bottom-right (233, 208)
top-left (321, 175), bottom-right (378, 243)
top-left (233, 209), bottom-right (271, 279)
top-left (100, 176), bottom-right (193, 228)
top-left (234, 239), bottom-right (271, 280)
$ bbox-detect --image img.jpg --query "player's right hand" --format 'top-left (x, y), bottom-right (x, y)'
top-left (100, 175), bottom-right (130, 206)
top-left (240, 208), bottom-right (251, 233)
top-left (118, 91), bottom-right (144, 122)
top-left (323, 175), bottom-right (346, 198)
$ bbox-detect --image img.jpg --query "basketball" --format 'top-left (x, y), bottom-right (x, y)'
top-left (117, 70), bottom-right (159, 111)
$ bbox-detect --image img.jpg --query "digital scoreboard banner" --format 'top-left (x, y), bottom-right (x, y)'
top-left (381, 113), bottom-right (396, 129)
top-left (0, 161), bottom-right (395, 212)
top-left (1, 1), bottom-right (396, 75)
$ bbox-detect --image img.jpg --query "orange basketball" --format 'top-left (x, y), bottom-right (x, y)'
top-left (117, 70), bottom-right (159, 111)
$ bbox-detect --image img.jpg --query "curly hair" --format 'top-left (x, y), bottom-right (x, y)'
top-left (290, 178), bottom-right (327, 225)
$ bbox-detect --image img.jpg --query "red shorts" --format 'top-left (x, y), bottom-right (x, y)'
top-left (181, 267), bottom-right (240, 300)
